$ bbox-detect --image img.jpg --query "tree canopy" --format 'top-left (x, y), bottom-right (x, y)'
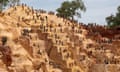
top-left (0, 0), bottom-right (19, 11)
top-left (106, 6), bottom-right (120, 28)
top-left (56, 0), bottom-right (86, 20)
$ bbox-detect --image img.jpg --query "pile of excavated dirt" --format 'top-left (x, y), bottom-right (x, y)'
top-left (0, 5), bottom-right (120, 72)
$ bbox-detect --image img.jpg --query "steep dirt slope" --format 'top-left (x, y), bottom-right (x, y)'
top-left (0, 5), bottom-right (120, 72)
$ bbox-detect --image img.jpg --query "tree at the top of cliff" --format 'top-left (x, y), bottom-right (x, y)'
top-left (0, 0), bottom-right (19, 11)
top-left (0, 0), bottom-right (9, 11)
top-left (106, 6), bottom-right (120, 28)
top-left (56, 0), bottom-right (86, 20)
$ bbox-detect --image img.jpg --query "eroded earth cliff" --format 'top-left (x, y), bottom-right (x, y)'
top-left (0, 5), bottom-right (120, 72)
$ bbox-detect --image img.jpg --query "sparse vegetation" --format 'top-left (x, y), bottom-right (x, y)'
top-left (56, 0), bottom-right (86, 20)
top-left (0, 0), bottom-right (19, 11)
top-left (106, 6), bottom-right (120, 28)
